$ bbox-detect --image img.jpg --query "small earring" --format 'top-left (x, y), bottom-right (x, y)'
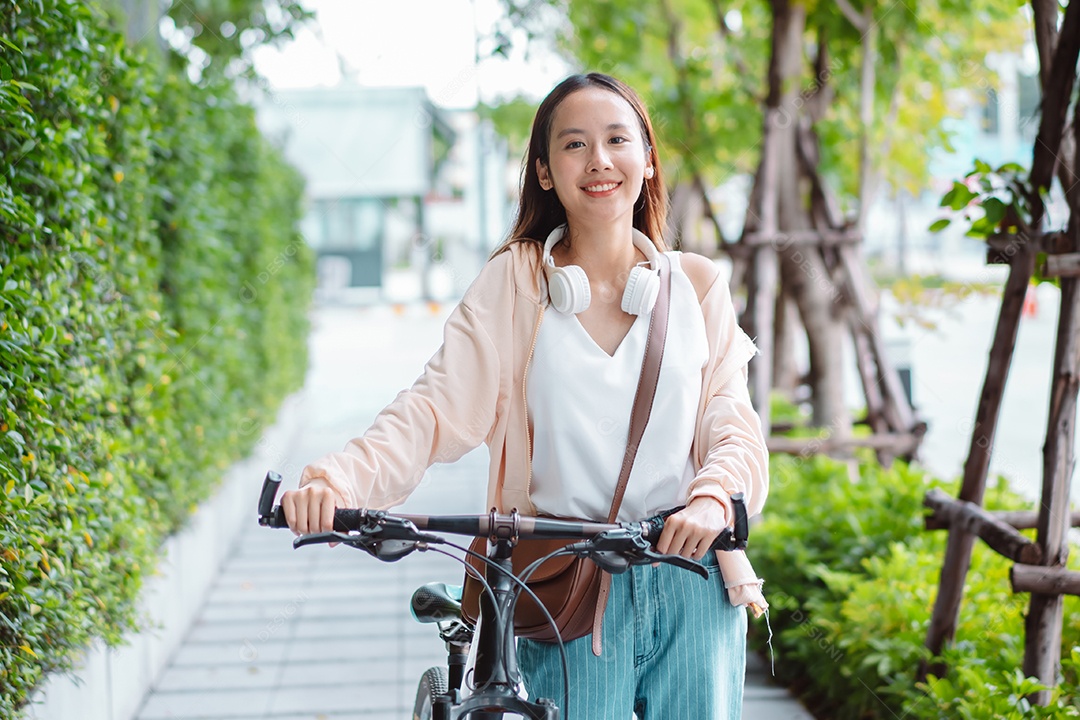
top-left (644, 167), bottom-right (654, 179)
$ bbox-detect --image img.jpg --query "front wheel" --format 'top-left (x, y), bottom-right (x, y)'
top-left (412, 666), bottom-right (449, 720)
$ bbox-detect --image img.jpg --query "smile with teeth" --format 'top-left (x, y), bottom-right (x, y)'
top-left (582, 182), bottom-right (621, 193)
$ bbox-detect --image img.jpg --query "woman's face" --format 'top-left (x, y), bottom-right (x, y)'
top-left (537, 87), bottom-right (652, 230)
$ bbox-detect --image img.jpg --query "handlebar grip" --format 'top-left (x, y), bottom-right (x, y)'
top-left (642, 494), bottom-right (749, 551)
top-left (262, 505), bottom-right (368, 531)
top-left (731, 493), bottom-right (748, 544)
top-left (258, 472), bottom-right (368, 532)
top-left (333, 508), bottom-right (366, 531)
top-left (258, 471), bottom-right (283, 518)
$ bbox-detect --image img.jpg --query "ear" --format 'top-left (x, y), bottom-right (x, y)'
top-left (644, 166), bottom-right (655, 179)
top-left (536, 159), bottom-right (553, 191)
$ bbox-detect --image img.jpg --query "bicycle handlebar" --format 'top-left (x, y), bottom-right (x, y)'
top-left (257, 471), bottom-right (748, 553)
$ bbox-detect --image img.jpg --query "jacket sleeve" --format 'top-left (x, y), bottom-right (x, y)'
top-left (689, 270), bottom-right (770, 520)
top-left (299, 253), bottom-right (515, 510)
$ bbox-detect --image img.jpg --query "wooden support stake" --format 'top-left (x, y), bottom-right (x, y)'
top-left (742, 228), bottom-right (862, 246)
top-left (849, 321), bottom-right (887, 432)
top-left (838, 246), bottom-right (915, 434)
top-left (992, 509), bottom-right (1080, 530)
top-left (923, 489), bottom-right (1043, 565)
top-left (1025, 262), bottom-right (1080, 699)
top-left (1012, 565), bottom-right (1080, 596)
top-left (1023, 8), bottom-right (1080, 698)
top-left (749, 246), bottom-right (778, 434)
top-left (768, 431), bottom-right (921, 456)
top-left (1042, 252), bottom-right (1080, 278)
top-left (926, 508), bottom-right (1080, 531)
top-left (923, 243), bottom-right (1037, 672)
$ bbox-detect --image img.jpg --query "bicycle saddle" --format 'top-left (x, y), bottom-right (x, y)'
top-left (411, 582), bottom-right (463, 624)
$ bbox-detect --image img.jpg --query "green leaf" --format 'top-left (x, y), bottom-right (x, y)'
top-left (929, 218), bottom-right (951, 232)
top-left (982, 197), bottom-right (1007, 225)
top-left (944, 181), bottom-right (977, 211)
top-left (0, 64), bottom-right (11, 82)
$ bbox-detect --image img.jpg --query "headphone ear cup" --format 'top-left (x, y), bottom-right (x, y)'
top-left (548, 264), bottom-right (591, 314)
top-left (621, 266), bottom-right (660, 315)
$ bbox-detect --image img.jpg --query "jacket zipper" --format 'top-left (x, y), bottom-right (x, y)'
top-left (522, 304), bottom-right (545, 510)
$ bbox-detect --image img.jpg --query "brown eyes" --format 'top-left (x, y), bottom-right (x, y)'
top-left (563, 137), bottom-right (630, 150)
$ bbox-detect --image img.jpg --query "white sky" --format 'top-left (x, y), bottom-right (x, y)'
top-left (252, 0), bottom-right (571, 108)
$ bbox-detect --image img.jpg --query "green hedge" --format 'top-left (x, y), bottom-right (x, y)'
top-left (752, 455), bottom-right (1080, 718)
top-left (0, 1), bottom-right (313, 714)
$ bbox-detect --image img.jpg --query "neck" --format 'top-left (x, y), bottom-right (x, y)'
top-left (561, 217), bottom-right (643, 282)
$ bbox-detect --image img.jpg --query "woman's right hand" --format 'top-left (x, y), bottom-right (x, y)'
top-left (280, 478), bottom-right (344, 536)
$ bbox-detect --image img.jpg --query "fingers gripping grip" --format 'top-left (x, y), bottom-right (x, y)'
top-left (257, 471), bottom-right (363, 530)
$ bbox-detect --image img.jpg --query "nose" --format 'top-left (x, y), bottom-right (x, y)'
top-left (586, 144), bottom-right (613, 172)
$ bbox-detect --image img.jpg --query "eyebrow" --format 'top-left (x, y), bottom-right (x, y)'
top-left (556, 123), bottom-right (633, 139)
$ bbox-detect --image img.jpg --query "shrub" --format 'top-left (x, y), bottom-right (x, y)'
top-left (752, 454), bottom-right (1080, 718)
top-left (0, 1), bottom-right (312, 714)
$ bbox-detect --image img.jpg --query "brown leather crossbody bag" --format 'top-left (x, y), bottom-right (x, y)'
top-left (460, 253), bottom-right (672, 644)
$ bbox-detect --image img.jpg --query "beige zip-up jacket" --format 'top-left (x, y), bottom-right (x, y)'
top-left (301, 242), bottom-right (769, 611)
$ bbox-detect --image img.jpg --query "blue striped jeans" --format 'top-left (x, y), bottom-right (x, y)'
top-left (517, 550), bottom-right (747, 719)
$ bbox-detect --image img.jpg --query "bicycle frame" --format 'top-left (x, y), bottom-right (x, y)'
top-left (432, 537), bottom-right (558, 720)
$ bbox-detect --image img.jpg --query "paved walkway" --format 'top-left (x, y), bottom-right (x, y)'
top-left (135, 304), bottom-right (812, 720)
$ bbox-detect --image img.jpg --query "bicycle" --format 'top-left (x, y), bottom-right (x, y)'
top-left (256, 471), bottom-right (749, 720)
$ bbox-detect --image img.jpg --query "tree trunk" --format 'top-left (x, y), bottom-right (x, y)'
top-left (779, 245), bottom-right (849, 429)
top-left (856, 7), bottom-right (876, 234)
top-left (767, 0), bottom-right (849, 432)
top-left (666, 181), bottom-right (696, 251)
top-left (773, 288), bottom-right (800, 396)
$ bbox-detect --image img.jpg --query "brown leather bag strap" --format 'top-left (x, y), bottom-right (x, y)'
top-left (605, 252), bottom-right (672, 524)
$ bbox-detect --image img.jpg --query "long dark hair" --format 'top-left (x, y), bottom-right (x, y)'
top-left (492, 73), bottom-right (668, 260)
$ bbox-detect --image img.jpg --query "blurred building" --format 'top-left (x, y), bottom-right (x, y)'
top-left (256, 84), bottom-right (512, 302)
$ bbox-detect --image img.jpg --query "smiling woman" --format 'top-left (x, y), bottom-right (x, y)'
top-left (284, 72), bottom-right (768, 720)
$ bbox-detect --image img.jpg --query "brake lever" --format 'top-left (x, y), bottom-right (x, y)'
top-left (292, 515), bottom-right (443, 561)
top-left (633, 549), bottom-right (709, 579)
top-left (293, 531), bottom-right (355, 548)
top-left (566, 530), bottom-right (709, 579)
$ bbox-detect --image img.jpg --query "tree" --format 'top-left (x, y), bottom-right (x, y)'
top-left (491, 0), bottom-right (1026, 439)
top-left (111, 0), bottom-right (313, 81)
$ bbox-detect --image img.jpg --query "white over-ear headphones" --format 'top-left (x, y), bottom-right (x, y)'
top-left (542, 224), bottom-right (662, 316)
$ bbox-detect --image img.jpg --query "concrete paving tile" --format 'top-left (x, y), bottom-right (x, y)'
top-left (199, 603), bottom-right (297, 623)
top-left (170, 716), bottom-right (363, 720)
top-left (153, 663), bottom-right (282, 692)
top-left (138, 689), bottom-right (271, 719)
top-left (186, 619), bottom-right (432, 647)
top-left (180, 716), bottom-right (376, 720)
top-left (736, 696), bottom-right (816, 719)
top-left (268, 685), bottom-right (386, 715)
top-left (170, 641), bottom-right (288, 667)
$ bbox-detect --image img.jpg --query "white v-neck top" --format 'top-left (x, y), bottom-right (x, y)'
top-left (526, 252), bottom-right (709, 523)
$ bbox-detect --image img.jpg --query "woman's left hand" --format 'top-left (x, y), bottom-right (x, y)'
top-left (655, 496), bottom-right (731, 561)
